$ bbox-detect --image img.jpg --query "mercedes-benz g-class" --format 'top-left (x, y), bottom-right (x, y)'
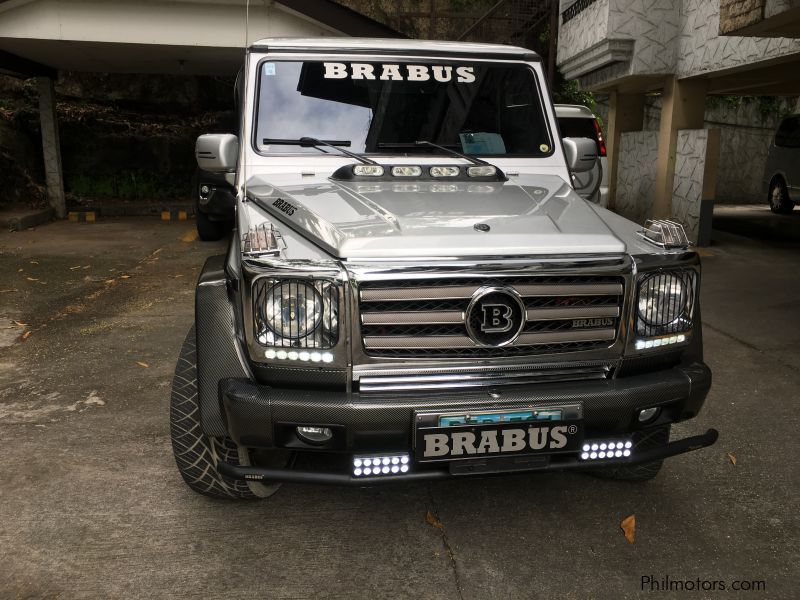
top-left (170, 38), bottom-right (716, 499)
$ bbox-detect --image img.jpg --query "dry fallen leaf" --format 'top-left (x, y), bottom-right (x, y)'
top-left (69, 265), bottom-right (82, 270)
top-left (0, 289), bottom-right (19, 293)
top-left (426, 511), bottom-right (444, 530)
top-left (21, 331), bottom-right (31, 341)
top-left (12, 320), bottom-right (27, 327)
top-left (120, 275), bottom-right (131, 279)
top-left (26, 277), bottom-right (38, 281)
top-left (620, 514), bottom-right (636, 544)
top-left (727, 452), bottom-right (737, 466)
top-left (104, 279), bottom-right (117, 285)
top-left (136, 361), bottom-right (149, 368)
top-left (30, 260), bottom-right (39, 265)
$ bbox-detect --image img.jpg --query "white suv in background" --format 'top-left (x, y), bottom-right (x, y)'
top-left (555, 104), bottom-right (609, 207)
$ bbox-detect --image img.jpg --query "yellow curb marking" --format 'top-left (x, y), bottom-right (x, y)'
top-left (180, 229), bottom-right (199, 243)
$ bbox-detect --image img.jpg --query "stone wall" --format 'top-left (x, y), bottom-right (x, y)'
top-left (615, 130), bottom-right (659, 225)
top-left (608, 0), bottom-right (679, 74)
top-left (679, 0), bottom-right (800, 77)
top-left (672, 129), bottom-right (714, 242)
top-left (719, 0), bottom-right (766, 34)
top-left (557, 0), bottom-right (611, 65)
top-left (611, 95), bottom-right (799, 203)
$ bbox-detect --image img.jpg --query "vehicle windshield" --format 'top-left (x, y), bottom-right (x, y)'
top-left (255, 60), bottom-right (553, 157)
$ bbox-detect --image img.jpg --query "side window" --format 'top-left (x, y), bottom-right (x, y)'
top-left (775, 117), bottom-right (800, 148)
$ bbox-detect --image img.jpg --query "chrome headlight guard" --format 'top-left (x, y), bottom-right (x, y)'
top-left (633, 269), bottom-right (696, 348)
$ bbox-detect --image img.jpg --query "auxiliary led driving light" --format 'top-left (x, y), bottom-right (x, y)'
top-left (353, 454), bottom-right (410, 477)
top-left (466, 165), bottom-right (497, 178)
top-left (430, 166), bottom-right (460, 177)
top-left (353, 165), bottom-right (385, 177)
top-left (391, 166), bottom-right (423, 177)
top-left (580, 440), bottom-right (632, 460)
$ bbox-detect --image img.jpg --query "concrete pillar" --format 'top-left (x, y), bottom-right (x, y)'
top-left (605, 91), bottom-right (645, 210)
top-left (653, 77), bottom-right (707, 219)
top-left (37, 76), bottom-right (66, 219)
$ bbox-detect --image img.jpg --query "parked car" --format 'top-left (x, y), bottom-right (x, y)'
top-left (555, 104), bottom-right (608, 206)
top-left (172, 38), bottom-right (716, 500)
top-left (763, 114), bottom-right (800, 214)
top-left (192, 169), bottom-right (236, 240)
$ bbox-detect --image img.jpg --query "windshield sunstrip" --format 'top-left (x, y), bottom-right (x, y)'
top-left (251, 58), bottom-right (554, 160)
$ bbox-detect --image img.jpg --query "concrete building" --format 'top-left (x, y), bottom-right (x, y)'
top-left (558, 0), bottom-right (800, 243)
top-left (0, 0), bottom-right (402, 218)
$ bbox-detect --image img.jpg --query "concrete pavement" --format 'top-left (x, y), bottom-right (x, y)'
top-left (0, 217), bottom-right (797, 599)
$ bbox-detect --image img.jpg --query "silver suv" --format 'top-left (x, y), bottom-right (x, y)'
top-left (170, 38), bottom-right (716, 500)
top-left (555, 104), bottom-right (608, 206)
top-left (764, 114), bottom-right (800, 214)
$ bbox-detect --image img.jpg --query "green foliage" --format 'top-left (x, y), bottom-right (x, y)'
top-left (65, 170), bottom-right (189, 201)
top-left (553, 79), bottom-right (596, 114)
top-left (705, 95), bottom-right (796, 123)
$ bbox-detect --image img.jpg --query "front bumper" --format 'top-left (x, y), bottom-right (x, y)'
top-left (217, 427), bottom-right (719, 485)
top-left (219, 361), bottom-right (712, 451)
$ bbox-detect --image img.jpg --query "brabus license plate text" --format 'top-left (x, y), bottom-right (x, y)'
top-left (418, 421), bottom-right (583, 462)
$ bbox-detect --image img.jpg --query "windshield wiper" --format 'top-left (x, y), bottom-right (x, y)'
top-left (262, 137), bottom-right (378, 165)
top-left (378, 141), bottom-right (491, 166)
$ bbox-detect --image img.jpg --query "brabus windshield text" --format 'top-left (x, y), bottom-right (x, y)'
top-left (323, 62), bottom-right (476, 83)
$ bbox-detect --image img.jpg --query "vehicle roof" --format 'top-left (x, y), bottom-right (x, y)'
top-left (554, 104), bottom-right (596, 119)
top-left (250, 37), bottom-right (538, 59)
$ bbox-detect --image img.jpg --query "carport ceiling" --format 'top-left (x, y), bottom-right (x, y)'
top-left (704, 55), bottom-right (800, 95)
top-left (0, 0), bottom-right (403, 76)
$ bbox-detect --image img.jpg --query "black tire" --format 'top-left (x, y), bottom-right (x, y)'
top-left (590, 424), bottom-right (670, 482)
top-left (170, 327), bottom-right (282, 499)
top-left (768, 177), bottom-right (794, 214)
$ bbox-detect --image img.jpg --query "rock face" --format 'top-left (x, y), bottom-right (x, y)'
top-left (0, 72), bottom-right (236, 209)
top-left (719, 0), bottom-right (766, 35)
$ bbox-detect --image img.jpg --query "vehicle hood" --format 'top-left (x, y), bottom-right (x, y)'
top-left (245, 174), bottom-right (626, 259)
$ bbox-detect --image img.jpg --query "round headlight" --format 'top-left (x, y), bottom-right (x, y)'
top-left (638, 274), bottom-right (687, 326)
top-left (264, 281), bottom-right (322, 339)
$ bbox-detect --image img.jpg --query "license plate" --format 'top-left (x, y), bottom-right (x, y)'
top-left (415, 406), bottom-right (583, 462)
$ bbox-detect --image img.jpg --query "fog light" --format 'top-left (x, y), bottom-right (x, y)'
top-left (638, 407), bottom-right (660, 423)
top-left (296, 426), bottom-right (333, 445)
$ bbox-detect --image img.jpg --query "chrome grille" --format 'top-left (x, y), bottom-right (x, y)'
top-left (358, 276), bottom-right (624, 358)
top-left (358, 363), bottom-right (613, 393)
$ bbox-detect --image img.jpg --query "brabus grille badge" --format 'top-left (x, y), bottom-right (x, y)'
top-left (571, 317), bottom-right (615, 329)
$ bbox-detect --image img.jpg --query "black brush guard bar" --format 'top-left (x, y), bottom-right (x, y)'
top-left (216, 428), bottom-right (719, 486)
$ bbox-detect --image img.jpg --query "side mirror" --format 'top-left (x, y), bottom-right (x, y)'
top-left (196, 134), bottom-right (238, 173)
top-left (563, 137), bottom-right (598, 173)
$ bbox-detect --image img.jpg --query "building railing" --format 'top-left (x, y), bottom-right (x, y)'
top-left (561, 0), bottom-right (599, 24)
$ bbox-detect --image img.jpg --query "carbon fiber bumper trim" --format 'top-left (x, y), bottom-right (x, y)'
top-left (216, 428), bottom-right (719, 485)
top-left (220, 361), bottom-right (712, 450)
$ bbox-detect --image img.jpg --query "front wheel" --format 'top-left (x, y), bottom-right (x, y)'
top-left (768, 178), bottom-right (794, 214)
top-left (170, 326), bottom-right (287, 499)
